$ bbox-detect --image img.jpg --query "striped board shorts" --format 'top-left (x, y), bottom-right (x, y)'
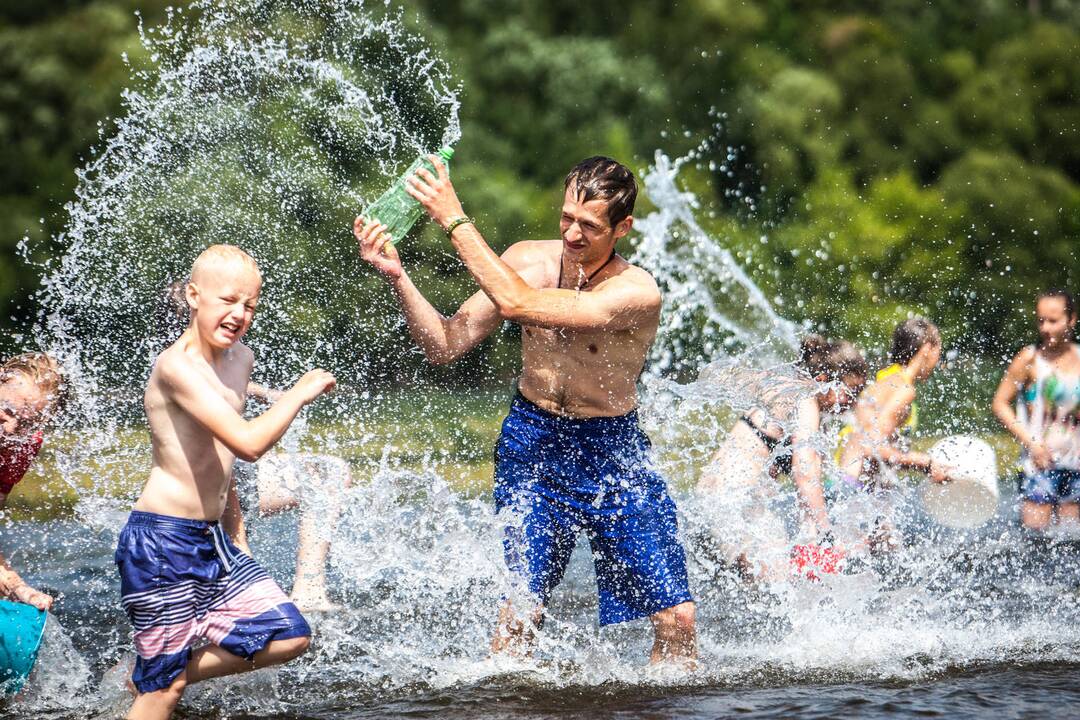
top-left (115, 510), bottom-right (311, 693)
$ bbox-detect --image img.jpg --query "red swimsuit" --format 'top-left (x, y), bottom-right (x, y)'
top-left (0, 432), bottom-right (43, 495)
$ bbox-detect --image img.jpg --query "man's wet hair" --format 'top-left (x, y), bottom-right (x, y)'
top-left (889, 317), bottom-right (941, 366)
top-left (564, 156), bottom-right (638, 228)
top-left (799, 334), bottom-right (868, 382)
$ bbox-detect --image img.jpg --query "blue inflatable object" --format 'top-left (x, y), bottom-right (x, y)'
top-left (0, 600), bottom-right (46, 695)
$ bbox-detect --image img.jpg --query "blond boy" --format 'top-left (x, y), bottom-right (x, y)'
top-left (116, 245), bottom-right (335, 719)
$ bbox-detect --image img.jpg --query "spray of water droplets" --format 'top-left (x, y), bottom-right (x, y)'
top-left (9, 3), bottom-right (1080, 716)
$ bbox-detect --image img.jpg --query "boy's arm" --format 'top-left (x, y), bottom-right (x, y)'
top-left (247, 382), bottom-right (283, 403)
top-left (159, 355), bottom-right (335, 463)
top-left (355, 217), bottom-right (503, 365)
top-left (0, 550), bottom-right (52, 611)
top-left (221, 481), bottom-right (251, 555)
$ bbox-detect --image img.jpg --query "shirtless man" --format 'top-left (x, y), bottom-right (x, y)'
top-left (355, 156), bottom-right (696, 663)
top-left (115, 245), bottom-right (335, 719)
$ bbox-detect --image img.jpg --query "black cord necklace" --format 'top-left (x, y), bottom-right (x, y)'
top-left (557, 247), bottom-right (617, 290)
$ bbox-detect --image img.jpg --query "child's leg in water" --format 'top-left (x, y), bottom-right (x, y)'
top-left (700, 427), bottom-right (788, 582)
top-left (257, 454), bottom-right (352, 611)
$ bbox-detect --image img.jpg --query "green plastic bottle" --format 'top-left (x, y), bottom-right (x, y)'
top-left (362, 146), bottom-right (454, 245)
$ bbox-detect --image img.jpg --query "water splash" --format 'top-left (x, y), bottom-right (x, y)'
top-left (631, 150), bottom-right (800, 379)
top-left (30, 0), bottom-right (459, 396)
top-left (25, 0), bottom-right (461, 515)
top-left (11, 2), bottom-right (1080, 716)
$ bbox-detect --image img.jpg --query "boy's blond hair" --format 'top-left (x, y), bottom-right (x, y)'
top-left (1, 352), bottom-right (68, 418)
top-left (190, 245), bottom-right (261, 285)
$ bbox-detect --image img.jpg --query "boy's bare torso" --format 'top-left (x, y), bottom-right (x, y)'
top-left (135, 339), bottom-right (253, 521)
top-left (513, 240), bottom-right (659, 418)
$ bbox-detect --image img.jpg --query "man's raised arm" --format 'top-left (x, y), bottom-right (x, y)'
top-left (403, 159), bottom-right (659, 333)
top-left (354, 217), bottom-right (502, 365)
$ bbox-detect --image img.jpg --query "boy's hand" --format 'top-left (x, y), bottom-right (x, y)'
top-left (405, 155), bottom-right (466, 231)
top-left (13, 583), bottom-right (53, 611)
top-left (354, 216), bottom-right (402, 280)
top-left (294, 369), bottom-right (336, 404)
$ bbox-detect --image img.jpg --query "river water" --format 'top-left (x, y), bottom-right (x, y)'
top-left (6, 468), bottom-right (1080, 719)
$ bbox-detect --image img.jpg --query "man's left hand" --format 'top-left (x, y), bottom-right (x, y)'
top-left (405, 155), bottom-right (465, 231)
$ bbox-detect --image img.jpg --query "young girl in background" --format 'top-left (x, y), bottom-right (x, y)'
top-left (992, 289), bottom-right (1080, 532)
top-left (834, 318), bottom-right (952, 552)
top-left (837, 318), bottom-right (951, 489)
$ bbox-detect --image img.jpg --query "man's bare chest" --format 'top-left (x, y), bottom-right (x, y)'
top-left (524, 324), bottom-right (608, 353)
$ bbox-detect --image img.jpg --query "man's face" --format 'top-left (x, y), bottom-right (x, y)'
top-left (0, 373), bottom-right (46, 438)
top-left (559, 189), bottom-right (632, 264)
top-left (188, 263), bottom-right (262, 350)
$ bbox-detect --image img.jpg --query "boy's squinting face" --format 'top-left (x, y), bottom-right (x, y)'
top-left (0, 373), bottom-right (47, 438)
top-left (188, 263), bottom-right (262, 349)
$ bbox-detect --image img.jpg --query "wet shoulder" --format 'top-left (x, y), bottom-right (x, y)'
top-left (502, 240), bottom-right (559, 284)
top-left (607, 259), bottom-right (661, 299)
top-left (146, 344), bottom-right (190, 408)
top-left (151, 343), bottom-right (190, 385)
top-left (233, 342), bottom-right (255, 369)
top-left (882, 373), bottom-right (917, 407)
top-left (1012, 345), bottom-right (1039, 376)
top-left (501, 239), bottom-right (560, 267)
top-left (859, 372), bottom-right (913, 411)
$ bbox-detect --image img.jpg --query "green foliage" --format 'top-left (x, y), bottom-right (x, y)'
top-left (0, 0), bottom-right (1077, 386)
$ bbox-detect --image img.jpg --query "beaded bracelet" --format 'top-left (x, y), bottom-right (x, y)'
top-left (444, 216), bottom-right (475, 237)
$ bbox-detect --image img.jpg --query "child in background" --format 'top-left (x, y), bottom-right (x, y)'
top-left (0, 353), bottom-right (66, 610)
top-left (992, 289), bottom-right (1080, 533)
top-left (835, 318), bottom-right (952, 551)
top-left (696, 335), bottom-right (867, 581)
top-left (837, 318), bottom-right (952, 489)
top-left (117, 245), bottom-right (335, 719)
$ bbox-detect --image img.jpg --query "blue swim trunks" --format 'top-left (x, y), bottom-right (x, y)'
top-left (115, 511), bottom-right (311, 693)
top-left (494, 393), bottom-right (693, 626)
top-left (1020, 468), bottom-right (1080, 505)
